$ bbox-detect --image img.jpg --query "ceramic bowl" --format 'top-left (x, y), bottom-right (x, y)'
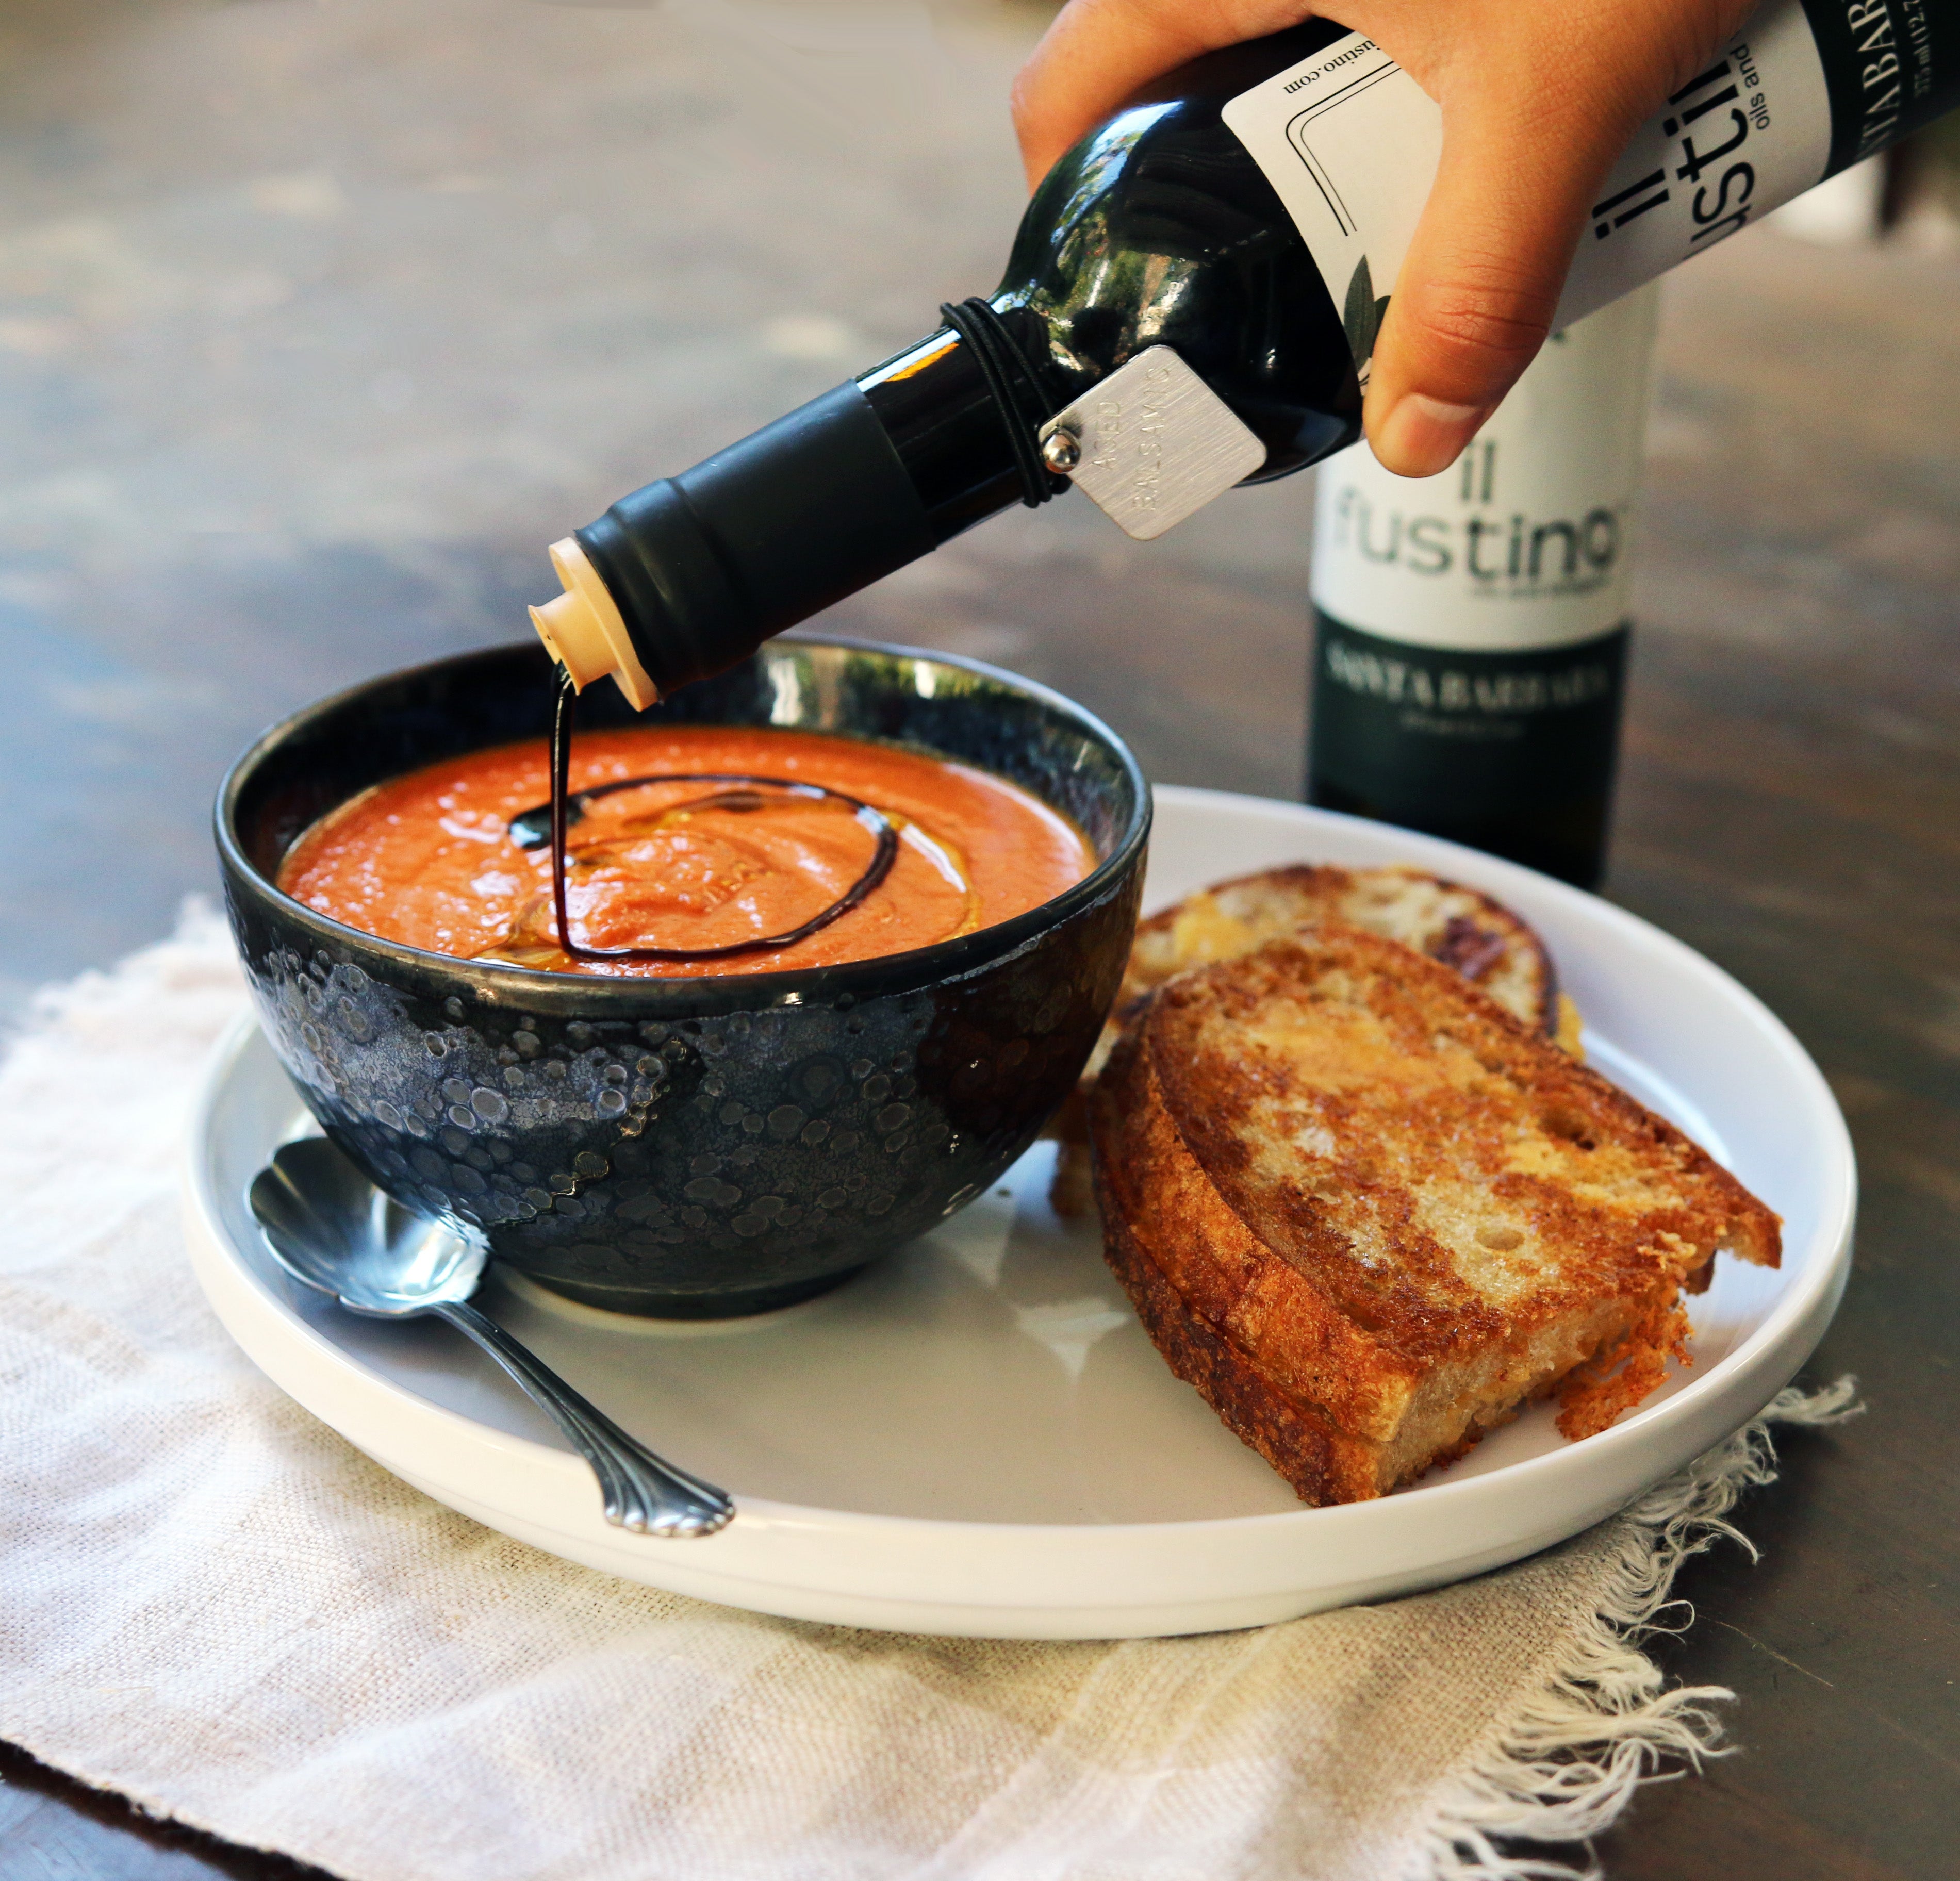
top-left (217, 637), bottom-right (1149, 1316)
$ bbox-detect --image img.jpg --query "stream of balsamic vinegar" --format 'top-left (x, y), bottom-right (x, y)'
top-left (530, 666), bottom-right (903, 964)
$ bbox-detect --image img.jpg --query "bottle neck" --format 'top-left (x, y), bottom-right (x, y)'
top-left (856, 298), bottom-right (1069, 546)
top-left (543, 304), bottom-right (1065, 706)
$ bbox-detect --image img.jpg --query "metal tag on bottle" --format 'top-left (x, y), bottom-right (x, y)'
top-left (1037, 346), bottom-right (1266, 542)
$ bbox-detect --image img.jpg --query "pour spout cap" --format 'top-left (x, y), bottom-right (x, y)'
top-left (529, 537), bottom-right (659, 711)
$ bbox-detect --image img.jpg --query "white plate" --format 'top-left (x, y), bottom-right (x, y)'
top-left (183, 787), bottom-right (1855, 1639)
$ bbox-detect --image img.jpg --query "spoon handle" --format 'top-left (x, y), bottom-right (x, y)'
top-left (431, 1299), bottom-right (734, 1537)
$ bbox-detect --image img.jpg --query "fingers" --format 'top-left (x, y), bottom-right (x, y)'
top-left (1011, 0), bottom-right (1204, 192)
top-left (1012, 0), bottom-right (1315, 189)
top-left (1363, 77), bottom-right (1627, 476)
top-left (1359, 0), bottom-right (1750, 476)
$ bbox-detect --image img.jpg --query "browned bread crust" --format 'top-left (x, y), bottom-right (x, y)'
top-left (1124, 863), bottom-right (1558, 1033)
top-left (1087, 929), bottom-right (1781, 1503)
top-left (1097, 1177), bottom-right (1385, 1506)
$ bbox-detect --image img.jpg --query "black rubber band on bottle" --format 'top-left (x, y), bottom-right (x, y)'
top-left (937, 298), bottom-right (1065, 509)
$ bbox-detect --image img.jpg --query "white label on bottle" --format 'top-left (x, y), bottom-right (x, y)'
top-left (1310, 285), bottom-right (1659, 652)
top-left (1564, 5), bottom-right (1832, 323)
top-left (1221, 37), bottom-right (1436, 386)
top-left (1222, 3), bottom-right (1832, 373)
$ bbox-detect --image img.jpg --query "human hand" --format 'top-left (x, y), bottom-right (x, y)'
top-left (1011, 0), bottom-right (1754, 475)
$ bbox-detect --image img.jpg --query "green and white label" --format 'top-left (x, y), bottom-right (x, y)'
top-left (1309, 285), bottom-right (1660, 653)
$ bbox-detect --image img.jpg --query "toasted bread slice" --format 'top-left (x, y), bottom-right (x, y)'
top-left (1126, 864), bottom-right (1558, 1033)
top-left (1087, 929), bottom-right (1780, 1504)
top-left (1048, 863), bottom-right (1573, 1215)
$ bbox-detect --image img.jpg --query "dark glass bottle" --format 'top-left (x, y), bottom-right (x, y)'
top-left (532, 21), bottom-right (1359, 704)
top-left (532, 0), bottom-right (1960, 713)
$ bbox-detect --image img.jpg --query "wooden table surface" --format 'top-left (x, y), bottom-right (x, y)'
top-left (2, 3), bottom-right (1955, 1876)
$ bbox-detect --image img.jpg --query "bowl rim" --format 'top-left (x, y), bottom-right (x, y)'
top-left (215, 634), bottom-right (1153, 1009)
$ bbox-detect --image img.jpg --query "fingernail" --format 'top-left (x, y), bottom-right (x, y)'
top-left (1372, 394), bottom-right (1491, 478)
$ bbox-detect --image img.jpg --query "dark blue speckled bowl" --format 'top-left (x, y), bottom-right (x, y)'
top-left (217, 637), bottom-right (1149, 1316)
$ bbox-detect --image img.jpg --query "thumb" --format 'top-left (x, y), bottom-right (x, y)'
top-left (1362, 86), bottom-right (1625, 477)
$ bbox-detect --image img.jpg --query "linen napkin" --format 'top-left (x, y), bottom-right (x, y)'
top-left (0, 907), bottom-right (1855, 1881)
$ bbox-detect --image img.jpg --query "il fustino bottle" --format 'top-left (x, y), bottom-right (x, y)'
top-left (1307, 287), bottom-right (1661, 888)
top-left (531, 0), bottom-right (1959, 712)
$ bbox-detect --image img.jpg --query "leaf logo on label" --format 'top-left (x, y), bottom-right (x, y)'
top-left (1342, 256), bottom-right (1392, 370)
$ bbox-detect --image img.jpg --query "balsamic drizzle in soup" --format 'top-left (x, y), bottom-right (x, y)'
top-left (514, 667), bottom-right (903, 963)
top-left (278, 673), bottom-right (1090, 977)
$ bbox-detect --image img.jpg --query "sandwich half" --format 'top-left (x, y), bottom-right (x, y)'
top-left (1088, 928), bottom-right (1781, 1504)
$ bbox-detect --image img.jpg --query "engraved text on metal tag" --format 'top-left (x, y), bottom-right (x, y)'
top-left (1039, 347), bottom-right (1267, 542)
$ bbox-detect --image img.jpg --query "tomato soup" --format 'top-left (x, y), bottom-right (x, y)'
top-left (277, 724), bottom-right (1092, 977)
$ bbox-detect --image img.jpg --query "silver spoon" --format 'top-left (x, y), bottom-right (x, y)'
top-left (249, 1137), bottom-right (734, 1538)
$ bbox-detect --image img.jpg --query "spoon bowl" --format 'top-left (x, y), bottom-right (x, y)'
top-left (250, 1137), bottom-right (487, 1315)
top-left (249, 1137), bottom-right (734, 1537)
